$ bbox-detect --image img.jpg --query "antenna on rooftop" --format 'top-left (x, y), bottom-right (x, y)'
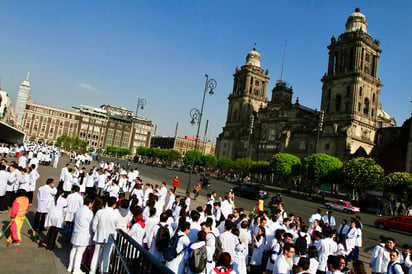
top-left (280, 39), bottom-right (287, 81)
top-left (26, 72), bottom-right (30, 81)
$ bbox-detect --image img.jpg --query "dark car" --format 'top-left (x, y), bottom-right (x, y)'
top-left (374, 216), bottom-right (412, 234)
top-left (232, 184), bottom-right (268, 200)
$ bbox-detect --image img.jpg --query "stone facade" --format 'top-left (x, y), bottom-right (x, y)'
top-left (216, 8), bottom-right (396, 161)
top-left (151, 135), bottom-right (216, 157)
top-left (22, 100), bottom-right (153, 153)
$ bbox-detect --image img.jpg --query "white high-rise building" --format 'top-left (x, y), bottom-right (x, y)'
top-left (15, 72), bottom-right (31, 126)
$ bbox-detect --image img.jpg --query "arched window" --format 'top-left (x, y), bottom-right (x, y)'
top-left (335, 95), bottom-right (342, 111)
top-left (363, 98), bottom-right (370, 115)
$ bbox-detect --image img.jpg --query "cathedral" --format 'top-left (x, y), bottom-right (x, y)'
top-left (215, 8), bottom-right (396, 161)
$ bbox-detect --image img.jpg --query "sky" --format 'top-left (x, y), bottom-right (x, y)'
top-left (1, 1), bottom-right (411, 144)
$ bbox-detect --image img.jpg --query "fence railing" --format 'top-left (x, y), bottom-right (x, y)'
top-left (109, 229), bottom-right (174, 274)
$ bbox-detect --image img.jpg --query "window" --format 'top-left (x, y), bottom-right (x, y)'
top-left (345, 101), bottom-right (349, 111)
top-left (363, 98), bottom-right (370, 115)
top-left (359, 87), bottom-right (362, 97)
top-left (325, 143), bottom-right (330, 150)
top-left (371, 109), bottom-right (374, 117)
top-left (372, 93), bottom-right (376, 102)
top-left (335, 95), bottom-right (341, 111)
top-left (358, 103), bottom-right (361, 112)
top-left (346, 86), bottom-right (350, 96)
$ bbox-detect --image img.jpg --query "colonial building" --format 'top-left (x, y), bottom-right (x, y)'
top-left (151, 135), bottom-right (216, 156)
top-left (22, 100), bottom-right (153, 153)
top-left (23, 99), bottom-right (80, 143)
top-left (216, 8), bottom-right (396, 161)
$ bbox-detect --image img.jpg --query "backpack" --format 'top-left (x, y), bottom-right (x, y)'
top-left (216, 210), bottom-right (225, 226)
top-left (392, 263), bottom-right (408, 274)
top-left (295, 234), bottom-right (307, 256)
top-left (189, 243), bottom-right (207, 273)
top-left (163, 234), bottom-right (184, 261)
top-left (210, 232), bottom-right (223, 261)
top-left (213, 267), bottom-right (232, 274)
top-left (155, 224), bottom-right (170, 251)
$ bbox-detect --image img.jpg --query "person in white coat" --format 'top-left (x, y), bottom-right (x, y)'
top-left (63, 168), bottom-right (74, 197)
top-left (273, 243), bottom-right (295, 274)
top-left (219, 220), bottom-right (239, 261)
top-left (0, 165), bottom-right (9, 212)
top-left (34, 178), bottom-right (57, 231)
top-left (29, 164), bottom-right (40, 204)
top-left (90, 197), bottom-right (121, 274)
top-left (186, 230), bottom-right (207, 274)
top-left (250, 226), bottom-right (266, 273)
top-left (375, 237), bottom-right (397, 274)
top-left (43, 189), bottom-right (67, 250)
top-left (317, 230), bottom-right (337, 274)
top-left (64, 185), bottom-right (84, 238)
top-left (369, 235), bottom-right (386, 274)
top-left (166, 221), bottom-right (191, 274)
top-left (67, 197), bottom-right (94, 274)
top-left (345, 221), bottom-right (358, 263)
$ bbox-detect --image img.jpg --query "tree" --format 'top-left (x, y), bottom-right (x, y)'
top-left (164, 149), bottom-right (182, 163)
top-left (302, 153), bottom-right (342, 189)
top-left (136, 146), bottom-right (149, 156)
top-left (233, 158), bottom-right (254, 179)
top-left (251, 161), bottom-right (271, 183)
top-left (183, 150), bottom-right (203, 166)
top-left (341, 157), bottom-right (384, 193)
top-left (270, 153), bottom-right (301, 179)
top-left (383, 172), bottom-right (412, 201)
top-left (217, 158), bottom-right (233, 172)
top-left (202, 154), bottom-right (218, 170)
top-left (107, 146), bottom-right (130, 157)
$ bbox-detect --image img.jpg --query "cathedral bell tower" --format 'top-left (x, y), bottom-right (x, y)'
top-left (319, 8), bottom-right (382, 159)
top-left (216, 45), bottom-right (270, 159)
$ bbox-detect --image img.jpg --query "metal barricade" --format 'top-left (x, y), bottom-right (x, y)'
top-left (109, 229), bottom-right (174, 274)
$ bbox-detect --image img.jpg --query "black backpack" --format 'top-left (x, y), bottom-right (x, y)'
top-left (295, 234), bottom-right (307, 256)
top-left (155, 224), bottom-right (170, 251)
top-left (163, 234), bottom-right (184, 261)
top-left (210, 232), bottom-right (223, 261)
top-left (189, 243), bottom-right (207, 273)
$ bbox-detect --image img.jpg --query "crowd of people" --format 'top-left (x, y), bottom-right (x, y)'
top-left (1, 145), bottom-right (412, 274)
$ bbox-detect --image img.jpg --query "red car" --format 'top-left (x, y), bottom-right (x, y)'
top-left (324, 200), bottom-right (360, 214)
top-left (374, 216), bottom-right (412, 234)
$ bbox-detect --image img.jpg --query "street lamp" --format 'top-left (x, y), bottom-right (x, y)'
top-left (135, 98), bottom-right (146, 116)
top-left (315, 110), bottom-right (325, 153)
top-left (186, 74), bottom-right (217, 192)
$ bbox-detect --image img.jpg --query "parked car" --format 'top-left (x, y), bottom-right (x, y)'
top-left (374, 216), bottom-right (412, 234)
top-left (324, 200), bottom-right (360, 214)
top-left (232, 184), bottom-right (268, 200)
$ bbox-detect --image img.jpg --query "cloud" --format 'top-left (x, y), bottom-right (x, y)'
top-left (78, 83), bottom-right (98, 94)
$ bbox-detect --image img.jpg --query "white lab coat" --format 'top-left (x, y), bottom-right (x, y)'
top-left (45, 196), bottom-right (67, 228)
top-left (65, 192), bottom-right (84, 222)
top-left (30, 169), bottom-right (40, 192)
top-left (71, 205), bottom-right (93, 246)
top-left (219, 231), bottom-right (239, 260)
top-left (92, 207), bottom-right (120, 244)
top-left (148, 222), bottom-right (174, 262)
top-left (317, 237), bottom-right (337, 272)
top-left (250, 236), bottom-right (266, 266)
top-left (37, 184), bottom-right (58, 213)
top-left (273, 254), bottom-right (293, 274)
top-left (0, 170), bottom-right (9, 196)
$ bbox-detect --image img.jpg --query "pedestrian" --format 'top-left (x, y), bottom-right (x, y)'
top-left (249, 225), bottom-right (266, 273)
top-left (165, 221), bottom-right (191, 274)
top-left (387, 249), bottom-right (403, 274)
top-left (350, 260), bottom-right (367, 274)
top-left (193, 182), bottom-right (201, 200)
top-left (273, 243), bottom-right (295, 274)
top-left (90, 197), bottom-right (121, 274)
top-left (64, 185), bottom-right (83, 238)
top-left (0, 164), bottom-right (9, 212)
top-left (212, 252), bottom-right (235, 274)
top-left (43, 189), bottom-right (67, 250)
top-left (7, 189), bottom-right (29, 245)
top-left (34, 178), bottom-right (57, 231)
top-left (172, 176), bottom-right (179, 193)
top-left (67, 196), bottom-right (94, 273)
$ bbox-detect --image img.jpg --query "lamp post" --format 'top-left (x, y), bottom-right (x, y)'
top-left (135, 98), bottom-right (146, 116)
top-left (315, 110), bottom-right (325, 153)
top-left (186, 74), bottom-right (217, 192)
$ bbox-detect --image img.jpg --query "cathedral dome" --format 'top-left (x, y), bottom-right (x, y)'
top-left (345, 7), bottom-right (368, 33)
top-left (245, 44), bottom-right (261, 67)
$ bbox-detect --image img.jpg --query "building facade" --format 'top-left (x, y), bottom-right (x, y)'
top-left (151, 135), bottom-right (216, 156)
top-left (22, 101), bottom-right (153, 153)
top-left (14, 73), bottom-right (31, 126)
top-left (216, 8), bottom-right (396, 162)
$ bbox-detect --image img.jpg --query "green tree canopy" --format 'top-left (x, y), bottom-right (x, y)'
top-left (270, 153), bottom-right (301, 178)
top-left (341, 157), bottom-right (384, 192)
top-left (202, 154), bottom-right (218, 169)
top-left (107, 146), bottom-right (130, 157)
top-left (56, 134), bottom-right (87, 152)
top-left (233, 158), bottom-right (254, 176)
top-left (217, 158), bottom-right (234, 172)
top-left (382, 172), bottom-right (412, 201)
top-left (302, 153), bottom-right (342, 184)
top-left (183, 150), bottom-right (204, 166)
top-left (251, 161), bottom-right (271, 175)
top-left (164, 149), bottom-right (182, 163)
